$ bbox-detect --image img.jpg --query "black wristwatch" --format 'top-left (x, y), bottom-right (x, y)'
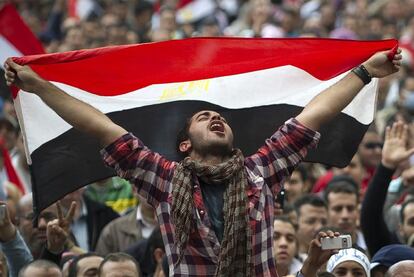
top-left (352, 64), bottom-right (372, 85)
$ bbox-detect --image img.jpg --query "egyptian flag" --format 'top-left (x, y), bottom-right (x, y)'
top-left (0, 3), bottom-right (44, 97)
top-left (176, 0), bottom-right (216, 24)
top-left (67, 0), bottom-right (98, 20)
top-left (12, 38), bottom-right (396, 213)
top-left (0, 139), bottom-right (25, 194)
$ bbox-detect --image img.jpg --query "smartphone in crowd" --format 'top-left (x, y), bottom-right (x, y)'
top-left (276, 188), bottom-right (285, 210)
top-left (321, 235), bottom-right (352, 250)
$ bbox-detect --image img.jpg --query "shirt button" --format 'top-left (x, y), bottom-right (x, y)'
top-left (199, 210), bottom-right (205, 215)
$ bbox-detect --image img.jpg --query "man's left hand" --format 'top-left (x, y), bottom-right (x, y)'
top-left (363, 48), bottom-right (402, 78)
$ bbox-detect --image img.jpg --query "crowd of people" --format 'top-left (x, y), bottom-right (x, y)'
top-left (1, 0), bottom-right (414, 276)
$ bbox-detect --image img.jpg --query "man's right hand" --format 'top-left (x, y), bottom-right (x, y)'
top-left (4, 58), bottom-right (44, 92)
top-left (46, 201), bottom-right (76, 254)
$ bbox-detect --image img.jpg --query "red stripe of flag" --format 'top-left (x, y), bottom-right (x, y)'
top-left (68, 0), bottom-right (78, 19)
top-left (0, 140), bottom-right (25, 195)
top-left (13, 38), bottom-right (397, 97)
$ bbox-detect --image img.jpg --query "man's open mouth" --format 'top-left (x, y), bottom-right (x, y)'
top-left (209, 121), bottom-right (225, 133)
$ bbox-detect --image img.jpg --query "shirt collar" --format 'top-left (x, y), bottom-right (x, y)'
top-left (136, 204), bottom-right (152, 228)
top-left (79, 198), bottom-right (87, 218)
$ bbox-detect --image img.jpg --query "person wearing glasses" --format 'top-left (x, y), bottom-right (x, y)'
top-left (358, 128), bottom-right (384, 195)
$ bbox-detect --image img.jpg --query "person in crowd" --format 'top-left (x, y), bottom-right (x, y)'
top-left (16, 193), bottom-right (57, 258)
top-left (324, 176), bottom-right (367, 251)
top-left (17, 193), bottom-right (82, 258)
top-left (67, 252), bottom-right (103, 277)
top-left (294, 194), bottom-right (328, 260)
top-left (85, 177), bottom-right (137, 215)
top-left (125, 227), bottom-right (164, 277)
top-left (98, 253), bottom-right (141, 277)
top-left (60, 254), bottom-right (75, 277)
top-left (131, 0), bottom-right (153, 43)
top-left (358, 127), bottom-right (384, 192)
top-left (383, 165), bottom-right (414, 235)
top-left (0, 201), bottom-right (32, 277)
top-left (326, 248), bottom-right (370, 277)
top-left (18, 259), bottom-right (62, 277)
top-left (312, 153), bottom-right (365, 198)
top-left (96, 194), bottom-right (157, 256)
top-left (157, 6), bottom-right (182, 40)
top-left (388, 260), bottom-right (414, 277)
top-left (284, 165), bottom-right (309, 205)
top-left (370, 244), bottom-right (414, 277)
top-left (0, 117), bottom-right (20, 200)
top-left (4, 18), bottom-right (403, 276)
top-left (59, 188), bottom-right (119, 252)
top-left (273, 216), bottom-right (303, 276)
top-left (281, 202), bottom-right (298, 226)
top-left (0, 251), bottom-right (8, 277)
top-left (43, 201), bottom-right (84, 266)
top-left (361, 122), bottom-right (414, 256)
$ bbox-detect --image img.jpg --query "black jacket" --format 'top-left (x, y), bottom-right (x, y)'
top-left (83, 195), bottom-right (119, 251)
top-left (360, 163), bottom-right (401, 256)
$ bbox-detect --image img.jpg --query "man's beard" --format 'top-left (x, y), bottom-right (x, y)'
top-left (195, 140), bottom-right (233, 158)
top-left (28, 236), bottom-right (46, 259)
top-left (20, 227), bottom-right (47, 259)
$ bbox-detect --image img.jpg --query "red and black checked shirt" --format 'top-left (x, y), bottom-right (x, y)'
top-left (101, 118), bottom-right (320, 276)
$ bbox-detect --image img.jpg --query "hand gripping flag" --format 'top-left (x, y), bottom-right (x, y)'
top-left (11, 38), bottom-right (397, 214)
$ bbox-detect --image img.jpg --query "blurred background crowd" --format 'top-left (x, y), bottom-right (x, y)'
top-left (0, 0), bottom-right (414, 276)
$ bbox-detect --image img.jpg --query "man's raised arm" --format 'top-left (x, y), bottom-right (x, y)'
top-left (296, 49), bottom-right (401, 131)
top-left (4, 58), bottom-right (127, 146)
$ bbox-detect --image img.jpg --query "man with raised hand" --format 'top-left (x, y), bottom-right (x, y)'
top-left (4, 48), bottom-right (401, 276)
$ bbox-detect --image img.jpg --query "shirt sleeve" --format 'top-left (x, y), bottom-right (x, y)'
top-left (246, 118), bottom-right (320, 189)
top-left (1, 231), bottom-right (33, 277)
top-left (101, 133), bottom-right (175, 207)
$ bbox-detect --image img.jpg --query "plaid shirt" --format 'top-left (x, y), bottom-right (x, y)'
top-left (101, 118), bottom-right (320, 276)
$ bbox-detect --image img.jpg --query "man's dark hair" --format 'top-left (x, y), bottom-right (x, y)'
top-left (323, 175), bottom-right (359, 204)
top-left (0, 117), bottom-right (18, 134)
top-left (98, 252), bottom-right (141, 276)
top-left (175, 117), bottom-right (192, 158)
top-left (19, 259), bottom-right (61, 277)
top-left (282, 202), bottom-right (295, 215)
top-left (274, 215), bottom-right (297, 231)
top-left (400, 198), bottom-right (414, 224)
top-left (68, 252), bottom-right (102, 277)
top-left (294, 164), bottom-right (308, 182)
top-left (134, 1), bottom-right (153, 16)
top-left (294, 194), bottom-right (327, 217)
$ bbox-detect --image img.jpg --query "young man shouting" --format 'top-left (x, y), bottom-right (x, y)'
top-left (4, 48), bottom-right (401, 276)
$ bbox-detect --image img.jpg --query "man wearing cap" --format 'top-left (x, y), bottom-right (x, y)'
top-left (370, 244), bottom-right (414, 277)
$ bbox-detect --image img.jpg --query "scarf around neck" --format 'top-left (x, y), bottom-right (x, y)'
top-left (171, 149), bottom-right (252, 276)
